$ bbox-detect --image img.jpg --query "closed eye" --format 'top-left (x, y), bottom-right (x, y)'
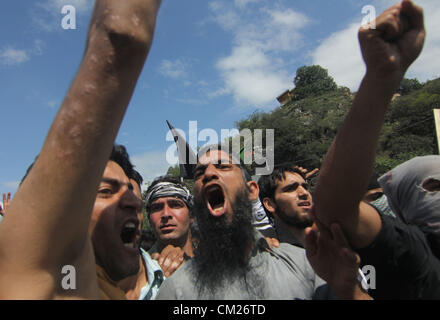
top-left (215, 163), bottom-right (232, 170)
top-left (194, 165), bottom-right (206, 180)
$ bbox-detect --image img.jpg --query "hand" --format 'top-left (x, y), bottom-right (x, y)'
top-left (264, 237), bottom-right (280, 248)
top-left (151, 245), bottom-right (187, 277)
top-left (296, 167), bottom-right (319, 180)
top-left (305, 222), bottom-right (368, 299)
top-left (0, 193), bottom-right (11, 216)
top-left (359, 0), bottom-right (425, 82)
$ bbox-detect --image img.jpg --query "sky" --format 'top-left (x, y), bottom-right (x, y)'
top-left (1, 0), bottom-right (439, 196)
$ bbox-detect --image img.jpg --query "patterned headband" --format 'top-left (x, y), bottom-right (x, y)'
top-left (145, 182), bottom-right (193, 214)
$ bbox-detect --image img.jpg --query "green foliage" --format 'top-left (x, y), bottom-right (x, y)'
top-left (237, 88), bottom-right (353, 171)
top-left (398, 78), bottom-right (423, 95)
top-left (166, 165), bottom-right (181, 177)
top-left (292, 65), bottom-right (338, 101)
top-left (236, 65), bottom-right (439, 177)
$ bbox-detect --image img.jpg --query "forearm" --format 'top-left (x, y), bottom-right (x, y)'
top-left (313, 73), bottom-right (399, 241)
top-left (0, 0), bottom-right (160, 268)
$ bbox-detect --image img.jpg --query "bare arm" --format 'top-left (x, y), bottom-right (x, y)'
top-left (0, 0), bottom-right (161, 299)
top-left (313, 0), bottom-right (425, 249)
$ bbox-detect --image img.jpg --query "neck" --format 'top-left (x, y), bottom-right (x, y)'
top-left (118, 254), bottom-right (148, 300)
top-left (157, 232), bottom-right (194, 257)
top-left (276, 216), bottom-right (306, 246)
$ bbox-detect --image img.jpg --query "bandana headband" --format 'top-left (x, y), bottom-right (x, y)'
top-left (145, 182), bottom-right (193, 214)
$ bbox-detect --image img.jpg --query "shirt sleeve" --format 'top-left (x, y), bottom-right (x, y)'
top-left (357, 212), bottom-right (440, 299)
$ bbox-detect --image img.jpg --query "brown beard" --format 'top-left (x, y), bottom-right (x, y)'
top-left (191, 187), bottom-right (257, 298)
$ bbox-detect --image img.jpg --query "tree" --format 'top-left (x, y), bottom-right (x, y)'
top-left (292, 65), bottom-right (337, 101)
top-left (397, 78), bottom-right (423, 95)
top-left (236, 87), bottom-right (353, 176)
top-left (236, 65), bottom-right (438, 178)
top-left (166, 165), bottom-right (180, 177)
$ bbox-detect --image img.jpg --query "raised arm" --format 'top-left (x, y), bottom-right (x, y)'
top-left (0, 0), bottom-right (161, 299)
top-left (313, 0), bottom-right (425, 249)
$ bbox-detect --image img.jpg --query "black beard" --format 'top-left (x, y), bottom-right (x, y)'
top-left (191, 187), bottom-right (256, 298)
top-left (275, 208), bottom-right (313, 230)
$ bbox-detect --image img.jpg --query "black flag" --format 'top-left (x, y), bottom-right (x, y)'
top-left (166, 120), bottom-right (197, 179)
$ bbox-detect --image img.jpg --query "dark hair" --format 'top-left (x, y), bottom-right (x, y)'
top-left (131, 169), bottom-right (143, 189)
top-left (197, 143), bottom-right (252, 183)
top-left (20, 145), bottom-right (141, 190)
top-left (257, 164), bottom-right (306, 218)
top-left (110, 144), bottom-right (135, 179)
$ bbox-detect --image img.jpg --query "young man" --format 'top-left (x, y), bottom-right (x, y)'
top-left (258, 165), bottom-right (314, 247)
top-left (0, 0), bottom-right (162, 299)
top-left (145, 176), bottom-right (194, 276)
top-left (156, 146), bottom-right (368, 299)
top-left (146, 176), bottom-right (194, 256)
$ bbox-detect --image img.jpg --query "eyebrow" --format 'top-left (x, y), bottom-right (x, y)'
top-left (101, 177), bottom-right (133, 190)
top-left (281, 181), bottom-right (308, 192)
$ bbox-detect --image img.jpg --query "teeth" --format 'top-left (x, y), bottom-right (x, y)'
top-left (124, 222), bottom-right (136, 229)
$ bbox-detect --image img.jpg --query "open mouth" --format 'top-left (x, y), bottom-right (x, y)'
top-left (205, 184), bottom-right (227, 217)
top-left (120, 221), bottom-right (138, 249)
top-left (298, 201), bottom-right (311, 208)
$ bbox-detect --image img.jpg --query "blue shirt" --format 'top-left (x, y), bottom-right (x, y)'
top-left (139, 248), bottom-right (165, 300)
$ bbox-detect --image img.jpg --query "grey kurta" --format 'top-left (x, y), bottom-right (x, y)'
top-left (156, 233), bottom-right (333, 300)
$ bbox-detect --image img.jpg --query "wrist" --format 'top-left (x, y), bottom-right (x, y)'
top-left (363, 69), bottom-right (404, 95)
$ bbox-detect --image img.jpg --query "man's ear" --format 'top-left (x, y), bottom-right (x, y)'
top-left (246, 180), bottom-right (259, 201)
top-left (262, 197), bottom-right (276, 214)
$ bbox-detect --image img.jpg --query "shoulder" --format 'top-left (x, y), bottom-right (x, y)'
top-left (263, 242), bottom-right (316, 281)
top-left (156, 259), bottom-right (196, 300)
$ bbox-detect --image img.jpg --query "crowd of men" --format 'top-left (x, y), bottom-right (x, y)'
top-left (0, 0), bottom-right (439, 300)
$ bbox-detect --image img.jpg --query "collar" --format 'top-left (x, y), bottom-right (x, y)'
top-left (139, 248), bottom-right (165, 300)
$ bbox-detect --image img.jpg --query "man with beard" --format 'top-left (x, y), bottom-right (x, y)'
top-left (156, 146), bottom-right (369, 299)
top-left (258, 165), bottom-right (314, 247)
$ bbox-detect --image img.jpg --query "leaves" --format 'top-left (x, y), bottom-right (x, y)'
top-left (236, 67), bottom-right (439, 178)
